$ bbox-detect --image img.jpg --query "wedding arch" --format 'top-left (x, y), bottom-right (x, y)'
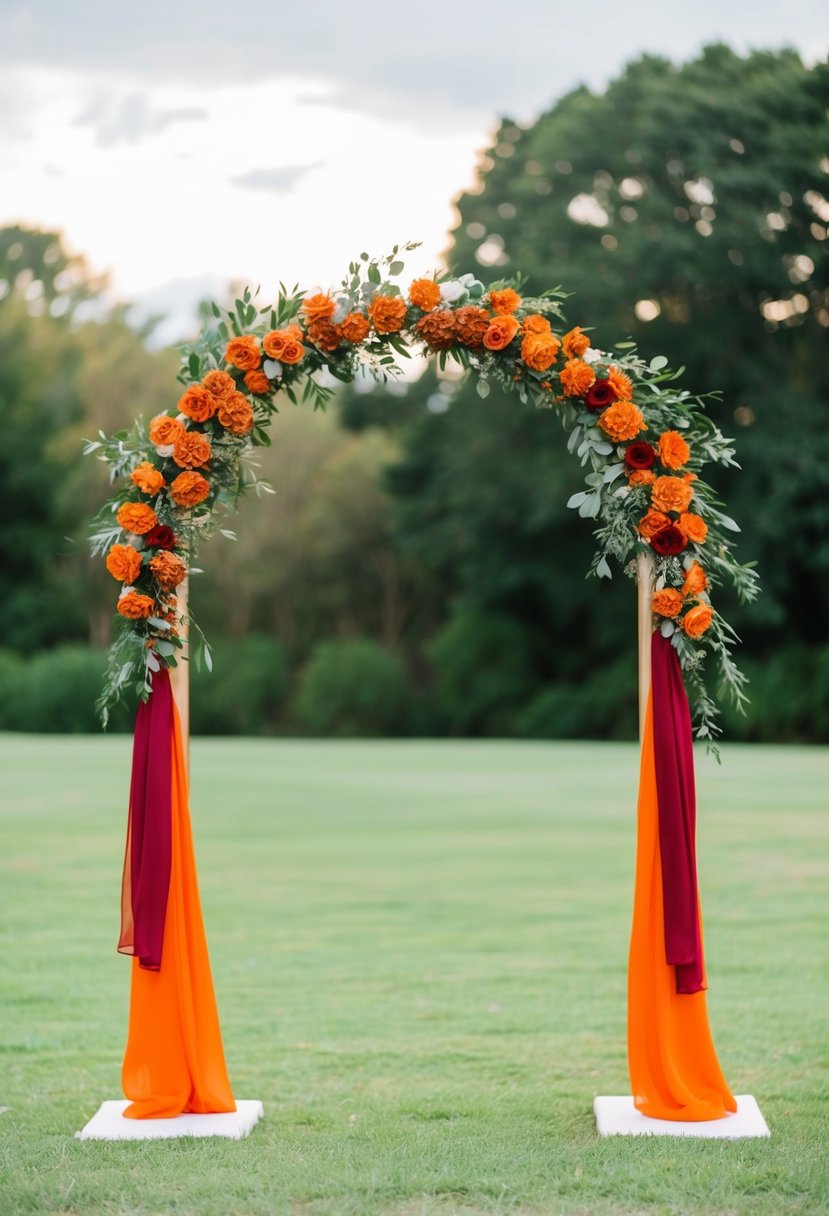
top-left (86, 245), bottom-right (759, 1131)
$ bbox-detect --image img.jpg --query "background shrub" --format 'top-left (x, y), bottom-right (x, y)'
top-left (296, 640), bottom-right (410, 736)
top-left (190, 635), bottom-right (287, 735)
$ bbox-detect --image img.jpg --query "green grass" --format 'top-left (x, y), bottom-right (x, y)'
top-left (1, 736), bottom-right (827, 1216)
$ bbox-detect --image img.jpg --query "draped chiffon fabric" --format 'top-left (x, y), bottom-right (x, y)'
top-left (121, 678), bottom-right (235, 1119)
top-left (627, 678), bottom-right (736, 1121)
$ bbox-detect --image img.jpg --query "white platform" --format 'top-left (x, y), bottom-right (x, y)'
top-left (594, 1094), bottom-right (769, 1138)
top-left (77, 1099), bottom-right (263, 1141)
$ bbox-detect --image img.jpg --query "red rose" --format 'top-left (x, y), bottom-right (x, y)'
top-left (625, 441), bottom-right (657, 470)
top-left (584, 378), bottom-right (617, 412)
top-left (143, 524), bottom-right (177, 551)
top-left (650, 524), bottom-right (688, 556)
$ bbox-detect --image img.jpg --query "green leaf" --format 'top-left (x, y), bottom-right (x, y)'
top-left (476, 378), bottom-right (491, 399)
top-left (367, 263), bottom-right (382, 285)
top-left (389, 260), bottom-right (404, 275)
top-left (649, 355), bottom-right (669, 372)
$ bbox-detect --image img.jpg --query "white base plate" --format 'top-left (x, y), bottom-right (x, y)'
top-left (77, 1099), bottom-right (263, 1141)
top-left (594, 1094), bottom-right (769, 1138)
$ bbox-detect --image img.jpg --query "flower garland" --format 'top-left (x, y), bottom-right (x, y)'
top-left (88, 245), bottom-right (758, 744)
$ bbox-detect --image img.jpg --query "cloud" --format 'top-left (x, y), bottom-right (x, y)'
top-left (231, 163), bottom-right (323, 193)
top-left (74, 91), bottom-right (206, 146)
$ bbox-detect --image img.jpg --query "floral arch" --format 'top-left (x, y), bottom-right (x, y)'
top-left (86, 245), bottom-right (759, 1129)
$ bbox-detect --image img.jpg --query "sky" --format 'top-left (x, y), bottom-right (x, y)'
top-left (2, 1), bottom-right (827, 341)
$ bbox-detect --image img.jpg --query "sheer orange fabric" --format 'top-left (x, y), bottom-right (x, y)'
top-left (627, 693), bottom-right (736, 1121)
top-left (122, 699), bottom-right (235, 1118)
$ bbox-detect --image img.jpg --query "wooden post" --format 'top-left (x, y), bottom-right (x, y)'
top-left (169, 577), bottom-right (190, 775)
top-left (637, 552), bottom-right (653, 742)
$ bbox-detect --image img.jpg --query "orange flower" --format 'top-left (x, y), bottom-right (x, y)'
top-left (244, 369), bottom-right (271, 395)
top-left (263, 329), bottom-right (290, 358)
top-left (280, 337), bottom-right (304, 365)
top-left (217, 392), bottom-right (254, 435)
top-left (562, 326), bottom-right (590, 359)
top-left (149, 551), bottom-right (188, 591)
top-left (172, 430), bottom-right (211, 470)
top-left (651, 475), bottom-right (694, 514)
top-left (483, 314), bottom-right (520, 350)
top-left (130, 461), bottom-right (165, 496)
top-left (170, 470), bottom-right (210, 507)
top-left (628, 469), bottom-right (656, 487)
top-left (149, 414), bottom-right (185, 448)
top-left (522, 313), bottom-right (552, 334)
top-left (225, 335), bottom-right (261, 371)
top-left (409, 279), bottom-right (441, 311)
top-left (415, 309), bottom-right (456, 350)
top-left (307, 319), bottom-right (342, 352)
top-left (117, 501), bottom-right (158, 535)
top-left (105, 543), bottom-right (142, 583)
top-left (682, 561), bottom-right (708, 597)
top-left (521, 332), bottom-right (560, 371)
top-left (559, 358), bottom-right (596, 397)
top-left (638, 509), bottom-right (671, 539)
top-left (607, 366), bottom-right (634, 400)
top-left (682, 603), bottom-right (714, 639)
top-left (678, 511), bottom-right (708, 543)
top-left (178, 384), bottom-right (217, 423)
top-left (658, 429), bottom-right (691, 470)
top-left (598, 400), bottom-right (645, 442)
top-left (454, 305), bottom-right (491, 348)
top-left (369, 294), bottom-right (408, 334)
top-left (202, 370), bottom-right (235, 399)
top-left (652, 588), bottom-right (683, 618)
top-left (341, 312), bottom-right (370, 343)
top-left (488, 288), bottom-right (521, 314)
top-left (302, 293), bottom-right (337, 326)
top-left (117, 590), bottom-right (155, 620)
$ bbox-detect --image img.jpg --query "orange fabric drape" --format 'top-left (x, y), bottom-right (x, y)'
top-left (627, 692), bottom-right (736, 1121)
top-left (122, 697), bottom-right (235, 1119)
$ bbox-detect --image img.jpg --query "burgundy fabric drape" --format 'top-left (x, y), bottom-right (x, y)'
top-left (650, 632), bottom-right (705, 994)
top-left (118, 668), bottom-right (174, 971)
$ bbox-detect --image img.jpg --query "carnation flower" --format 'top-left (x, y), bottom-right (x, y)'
top-left (117, 590), bottom-right (155, 620)
top-left (170, 471), bottom-right (210, 508)
top-left (106, 544), bottom-right (142, 584)
top-left (368, 294), bottom-right (408, 334)
top-left (130, 461), bottom-right (165, 496)
top-left (598, 400), bottom-right (645, 442)
top-left (559, 358), bottom-right (596, 397)
top-left (651, 475), bottom-right (694, 514)
top-left (652, 588), bottom-right (683, 618)
top-left (409, 279), bottom-right (441, 311)
top-left (117, 502), bottom-right (158, 535)
top-left (658, 430), bottom-right (691, 470)
top-left (415, 309), bottom-right (456, 350)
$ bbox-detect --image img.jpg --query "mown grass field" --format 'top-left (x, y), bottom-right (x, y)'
top-left (1, 735), bottom-right (827, 1216)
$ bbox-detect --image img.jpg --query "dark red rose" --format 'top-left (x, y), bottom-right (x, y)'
top-left (584, 378), bottom-right (617, 411)
top-left (143, 524), bottom-right (177, 551)
top-left (650, 524), bottom-right (687, 556)
top-left (625, 441), bottom-right (657, 470)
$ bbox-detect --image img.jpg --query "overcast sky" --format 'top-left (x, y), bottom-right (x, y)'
top-left (2, 1), bottom-right (826, 339)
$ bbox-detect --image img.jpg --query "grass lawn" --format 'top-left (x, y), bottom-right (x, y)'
top-left (0, 735), bottom-right (827, 1216)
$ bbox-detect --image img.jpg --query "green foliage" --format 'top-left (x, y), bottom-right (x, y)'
top-left (516, 653), bottom-right (637, 740)
top-left (190, 635), bottom-right (287, 735)
top-left (296, 639), bottom-right (410, 736)
top-left (0, 646), bottom-right (108, 733)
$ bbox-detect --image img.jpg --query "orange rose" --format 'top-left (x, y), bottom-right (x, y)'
top-left (149, 551), bottom-right (188, 591)
top-left (607, 366), bottom-right (634, 400)
top-left (341, 312), bottom-right (370, 343)
top-left (562, 326), bottom-right (590, 359)
top-left (302, 293), bottom-right (337, 325)
top-left (244, 369), bottom-right (271, 395)
top-left (217, 392), bottom-right (254, 435)
top-left (178, 385), bottom-right (217, 423)
top-left (225, 335), bottom-right (261, 370)
top-left (488, 288), bottom-right (521, 314)
top-left (678, 512), bottom-right (708, 543)
top-left (117, 590), bottom-right (155, 620)
top-left (149, 414), bottom-right (185, 448)
top-left (117, 501), bottom-right (158, 535)
top-left (483, 314), bottom-right (520, 350)
top-left (682, 561), bottom-right (708, 597)
top-left (454, 305), bottom-right (491, 348)
top-left (172, 431), bottom-right (211, 470)
top-left (682, 603), bottom-right (714, 639)
top-left (658, 430), bottom-right (691, 470)
top-left (652, 588), bottom-right (683, 618)
top-left (638, 510), bottom-right (671, 539)
top-left (280, 338), bottom-right (305, 365)
top-left (130, 461), bottom-right (165, 496)
top-left (262, 329), bottom-right (289, 359)
top-left (522, 313), bottom-right (552, 334)
top-left (598, 400), bottom-right (645, 442)
top-left (307, 319), bottom-right (342, 352)
top-left (628, 469), bottom-right (656, 487)
top-left (105, 543), bottom-right (142, 583)
top-left (559, 358), bottom-right (596, 397)
top-left (409, 279), bottom-right (441, 311)
top-left (369, 294), bottom-right (408, 334)
top-left (651, 475), bottom-right (694, 514)
top-left (521, 332), bottom-right (560, 371)
top-left (202, 370), bottom-right (235, 399)
top-left (170, 470), bottom-right (210, 507)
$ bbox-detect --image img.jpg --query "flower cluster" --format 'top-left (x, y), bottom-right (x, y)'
top-left (89, 246), bottom-right (757, 743)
